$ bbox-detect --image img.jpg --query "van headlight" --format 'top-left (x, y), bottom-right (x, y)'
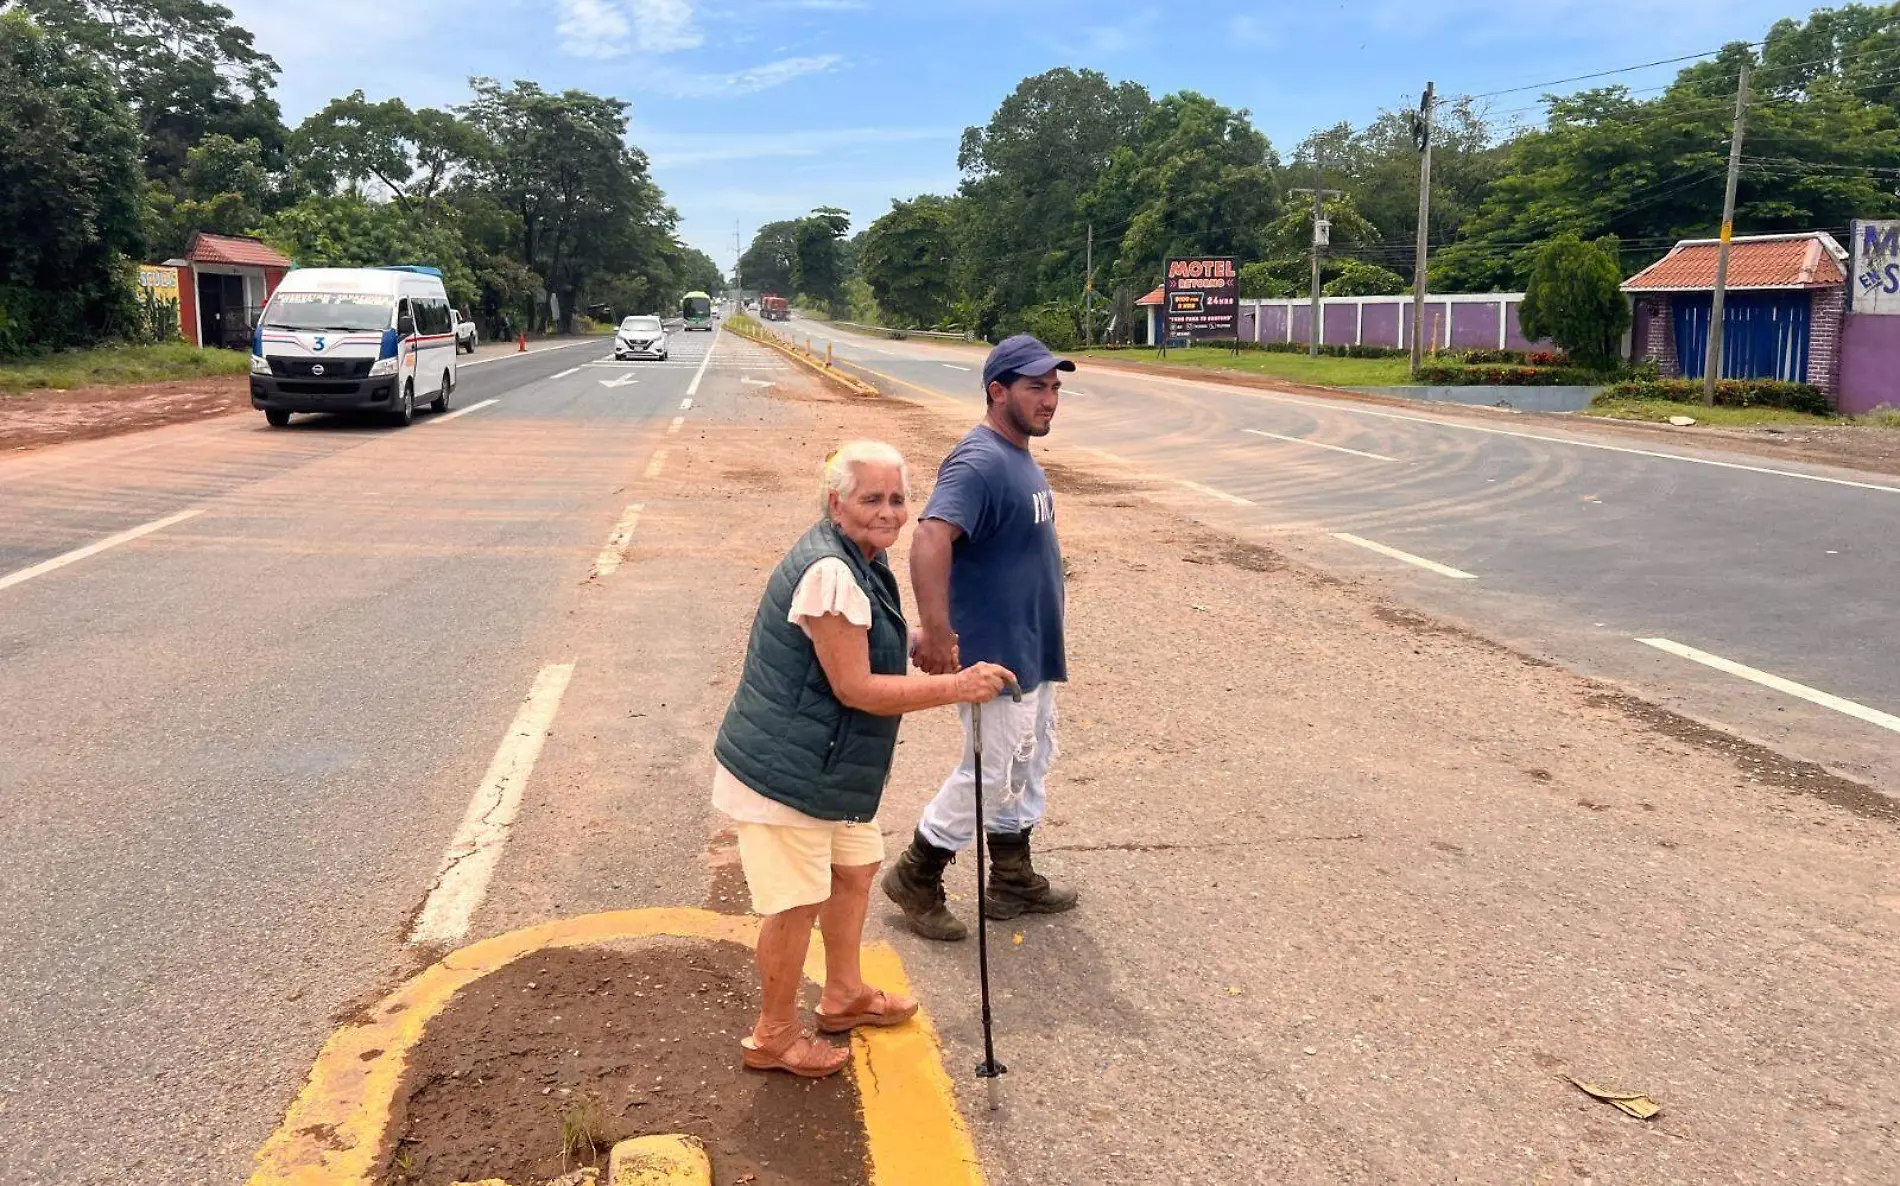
top-left (369, 356), bottom-right (401, 376)
top-left (250, 354), bottom-right (271, 375)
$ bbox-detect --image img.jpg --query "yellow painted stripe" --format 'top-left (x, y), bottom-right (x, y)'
top-left (249, 907), bottom-right (981, 1186)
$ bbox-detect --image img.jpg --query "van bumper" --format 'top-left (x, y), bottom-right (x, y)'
top-left (250, 375), bottom-right (398, 412)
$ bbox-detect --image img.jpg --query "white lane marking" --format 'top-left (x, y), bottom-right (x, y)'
top-left (429, 398), bottom-right (497, 424)
top-left (551, 366), bottom-right (581, 380)
top-left (1177, 480), bottom-right (1254, 506)
top-left (679, 398), bottom-right (693, 410)
top-left (1122, 371), bottom-right (1900, 496)
top-left (740, 377), bottom-right (774, 388)
top-left (0, 509), bottom-right (203, 594)
top-left (667, 416), bottom-right (684, 435)
top-left (407, 661), bottom-right (576, 946)
top-left (1330, 532), bottom-right (1477, 579)
top-left (458, 338), bottom-right (603, 368)
top-left (1065, 389), bottom-right (1094, 397)
top-left (645, 448), bottom-right (669, 479)
top-left (598, 373), bottom-right (639, 388)
top-left (1243, 427), bottom-right (1396, 462)
top-left (1637, 638), bottom-right (1900, 735)
top-left (942, 363), bottom-right (972, 372)
top-left (685, 327), bottom-right (721, 397)
top-left (590, 503), bottom-right (644, 579)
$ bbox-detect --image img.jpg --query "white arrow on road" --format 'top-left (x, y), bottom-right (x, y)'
top-left (599, 372), bottom-right (640, 388)
top-left (740, 377), bottom-right (774, 388)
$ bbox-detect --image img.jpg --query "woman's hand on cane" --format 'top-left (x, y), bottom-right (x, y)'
top-left (952, 662), bottom-right (1016, 704)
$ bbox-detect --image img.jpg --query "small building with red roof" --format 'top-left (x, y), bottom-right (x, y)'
top-left (1622, 231), bottom-right (1847, 392)
top-left (158, 232), bottom-right (294, 349)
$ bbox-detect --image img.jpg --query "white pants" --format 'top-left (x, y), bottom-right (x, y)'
top-left (918, 683), bottom-right (1058, 851)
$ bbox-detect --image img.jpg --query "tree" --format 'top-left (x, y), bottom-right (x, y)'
top-left (739, 220), bottom-right (798, 295)
top-left (260, 193), bottom-right (478, 306)
top-left (1516, 234), bottom-right (1629, 368)
top-left (22, 0), bottom-right (285, 186)
top-left (0, 10), bottom-right (146, 354)
top-left (859, 195), bottom-right (959, 326)
top-left (294, 92), bottom-right (486, 208)
top-left (793, 206), bottom-right (851, 311)
top-left (1324, 259), bottom-right (1407, 296)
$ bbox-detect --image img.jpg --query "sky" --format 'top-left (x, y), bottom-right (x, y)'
top-left (228, 0), bottom-right (1811, 273)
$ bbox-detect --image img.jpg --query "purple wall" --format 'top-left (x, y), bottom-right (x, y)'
top-left (1323, 303), bottom-right (1357, 344)
top-left (1289, 305), bottom-right (1312, 343)
top-left (1504, 302), bottom-right (1541, 352)
top-left (1362, 304), bottom-right (1401, 347)
top-left (1838, 314), bottom-right (1900, 415)
top-left (1239, 307), bottom-right (1257, 341)
top-left (1450, 302), bottom-right (1502, 349)
top-left (1262, 305), bottom-right (1288, 342)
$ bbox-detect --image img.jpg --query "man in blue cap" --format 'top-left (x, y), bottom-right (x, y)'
top-left (883, 335), bottom-right (1080, 941)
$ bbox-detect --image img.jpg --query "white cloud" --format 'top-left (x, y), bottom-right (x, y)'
top-left (633, 0), bottom-right (703, 53)
top-left (558, 0), bottom-right (633, 57)
top-left (649, 53), bottom-right (843, 99)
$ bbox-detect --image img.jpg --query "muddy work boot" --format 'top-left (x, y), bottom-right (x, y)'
top-left (983, 828), bottom-right (1079, 919)
top-left (881, 830), bottom-right (968, 942)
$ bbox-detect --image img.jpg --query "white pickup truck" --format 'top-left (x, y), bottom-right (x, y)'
top-left (452, 309), bottom-right (478, 354)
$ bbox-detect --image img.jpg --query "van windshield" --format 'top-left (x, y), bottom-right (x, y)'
top-left (263, 292), bottom-right (395, 333)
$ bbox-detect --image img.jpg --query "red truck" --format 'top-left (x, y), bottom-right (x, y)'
top-left (759, 294), bottom-right (790, 321)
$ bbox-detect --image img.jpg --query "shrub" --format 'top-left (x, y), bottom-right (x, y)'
top-left (1599, 378), bottom-right (1832, 415)
top-left (1194, 338), bottom-right (1409, 359)
top-left (1518, 234), bottom-right (1631, 369)
top-left (1414, 364), bottom-right (1604, 386)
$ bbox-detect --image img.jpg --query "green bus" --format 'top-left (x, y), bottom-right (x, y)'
top-left (681, 291), bottom-right (713, 331)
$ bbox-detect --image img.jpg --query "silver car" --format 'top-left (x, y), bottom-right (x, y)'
top-left (614, 315), bottom-right (668, 361)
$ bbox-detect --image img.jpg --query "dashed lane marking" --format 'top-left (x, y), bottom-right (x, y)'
top-left (406, 662), bottom-right (576, 947)
top-left (645, 449), bottom-right (670, 479)
top-left (1330, 532), bottom-right (1477, 580)
top-left (941, 363), bottom-right (972, 371)
top-left (428, 398), bottom-right (497, 424)
top-left (0, 508), bottom-right (203, 594)
top-left (679, 398), bottom-right (693, 410)
top-left (668, 416), bottom-right (685, 435)
top-left (1243, 427), bottom-right (1396, 462)
top-left (1638, 637), bottom-right (1900, 735)
top-left (589, 503), bottom-right (644, 580)
top-left (1177, 480), bottom-right (1254, 506)
top-left (550, 366), bottom-right (581, 380)
top-left (458, 338), bottom-right (603, 368)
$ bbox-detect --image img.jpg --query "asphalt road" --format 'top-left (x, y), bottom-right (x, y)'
top-left (765, 315), bottom-right (1900, 797)
top-left (0, 327), bottom-right (778, 1183)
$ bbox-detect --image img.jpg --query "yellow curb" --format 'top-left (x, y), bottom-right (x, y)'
top-left (609, 1134), bottom-right (710, 1184)
top-left (727, 319), bottom-right (879, 397)
top-left (248, 907), bottom-right (982, 1186)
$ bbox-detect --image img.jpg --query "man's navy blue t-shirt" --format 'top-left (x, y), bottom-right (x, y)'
top-left (921, 424), bottom-right (1066, 690)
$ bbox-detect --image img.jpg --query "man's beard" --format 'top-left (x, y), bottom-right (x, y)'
top-left (1006, 401), bottom-right (1050, 437)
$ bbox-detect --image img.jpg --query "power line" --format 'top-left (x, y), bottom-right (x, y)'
top-left (1465, 41), bottom-right (1766, 100)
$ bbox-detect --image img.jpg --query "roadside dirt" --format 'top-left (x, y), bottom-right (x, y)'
top-left (0, 376), bottom-right (248, 454)
top-left (381, 940), bottom-right (867, 1186)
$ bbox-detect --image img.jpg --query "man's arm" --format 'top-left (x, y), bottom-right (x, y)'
top-left (909, 517), bottom-right (962, 675)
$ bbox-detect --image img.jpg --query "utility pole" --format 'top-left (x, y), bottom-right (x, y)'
top-left (1288, 159), bottom-right (1344, 358)
top-left (734, 222), bottom-right (743, 298)
top-left (1085, 222), bottom-right (1095, 347)
top-left (1410, 81), bottom-right (1435, 374)
top-left (1703, 61), bottom-right (1750, 406)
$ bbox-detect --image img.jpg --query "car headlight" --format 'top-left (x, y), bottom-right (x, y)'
top-left (369, 356), bottom-right (400, 376)
top-left (250, 354), bottom-right (270, 375)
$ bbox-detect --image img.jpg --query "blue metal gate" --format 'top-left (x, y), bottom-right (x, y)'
top-left (1672, 292), bottom-right (1811, 381)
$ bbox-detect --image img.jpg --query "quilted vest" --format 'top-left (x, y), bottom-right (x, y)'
top-left (713, 519), bottom-right (908, 822)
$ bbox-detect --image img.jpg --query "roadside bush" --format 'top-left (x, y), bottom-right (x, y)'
top-left (1194, 339), bottom-right (1408, 359)
top-left (1414, 363), bottom-right (1604, 386)
top-left (1599, 378), bottom-right (1833, 415)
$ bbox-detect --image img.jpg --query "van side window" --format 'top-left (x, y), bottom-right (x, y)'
top-left (398, 298), bottom-right (414, 332)
top-left (425, 298), bottom-right (451, 336)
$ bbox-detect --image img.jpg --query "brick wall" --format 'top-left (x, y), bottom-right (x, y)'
top-left (1646, 296), bottom-right (1678, 378)
top-left (1808, 286), bottom-right (1844, 396)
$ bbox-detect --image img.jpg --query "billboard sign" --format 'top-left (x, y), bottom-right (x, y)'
top-left (1850, 219), bottom-right (1900, 315)
top-left (1163, 256), bottom-right (1238, 338)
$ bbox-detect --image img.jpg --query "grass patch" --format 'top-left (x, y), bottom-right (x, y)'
top-left (1857, 404), bottom-right (1900, 427)
top-left (0, 343), bottom-right (251, 395)
top-left (1585, 398), bottom-right (1845, 427)
top-left (1072, 346), bottom-right (1413, 388)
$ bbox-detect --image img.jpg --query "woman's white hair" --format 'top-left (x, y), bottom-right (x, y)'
top-left (820, 439), bottom-right (909, 514)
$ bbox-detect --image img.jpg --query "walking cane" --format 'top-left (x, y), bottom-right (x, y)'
top-left (972, 678), bottom-right (1022, 1111)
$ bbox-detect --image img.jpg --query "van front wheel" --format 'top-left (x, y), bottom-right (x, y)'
top-left (390, 382), bottom-right (415, 427)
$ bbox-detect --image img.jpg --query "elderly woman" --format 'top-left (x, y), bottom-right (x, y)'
top-left (712, 440), bottom-right (1014, 1078)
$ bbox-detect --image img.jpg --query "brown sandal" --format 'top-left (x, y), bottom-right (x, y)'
top-left (815, 988), bottom-right (919, 1034)
top-left (740, 1027), bottom-right (850, 1078)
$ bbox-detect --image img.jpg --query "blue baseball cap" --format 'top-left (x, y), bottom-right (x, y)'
top-left (982, 334), bottom-right (1076, 390)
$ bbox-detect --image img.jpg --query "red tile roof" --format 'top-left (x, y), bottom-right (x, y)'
top-left (184, 232), bottom-right (291, 269)
top-left (1622, 232), bottom-right (1845, 292)
top-left (1136, 285), bottom-right (1165, 306)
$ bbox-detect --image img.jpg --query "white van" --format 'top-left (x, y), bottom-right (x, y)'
top-left (250, 266), bottom-right (459, 427)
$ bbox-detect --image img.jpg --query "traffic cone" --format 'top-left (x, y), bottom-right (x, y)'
top-left (516, 333), bottom-right (527, 353)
